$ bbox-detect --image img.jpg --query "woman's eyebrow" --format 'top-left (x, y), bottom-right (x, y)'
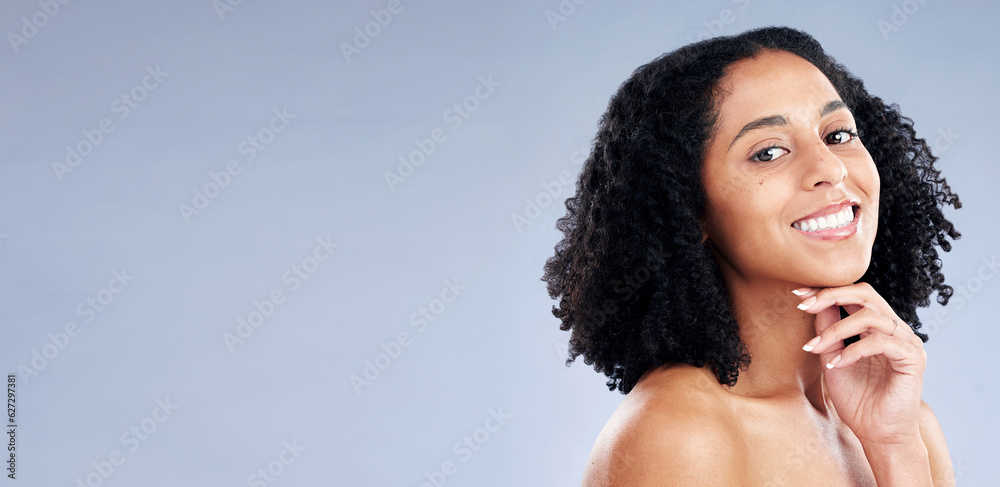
top-left (728, 115), bottom-right (786, 150)
top-left (727, 100), bottom-right (849, 151)
top-left (820, 100), bottom-right (848, 117)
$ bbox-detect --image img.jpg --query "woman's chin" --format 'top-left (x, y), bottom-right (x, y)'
top-left (796, 255), bottom-right (872, 288)
top-left (801, 269), bottom-right (869, 289)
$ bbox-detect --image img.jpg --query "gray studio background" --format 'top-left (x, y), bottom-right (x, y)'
top-left (1, 1), bottom-right (997, 485)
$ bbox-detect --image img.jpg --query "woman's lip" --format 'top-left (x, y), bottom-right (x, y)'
top-left (792, 206), bottom-right (860, 241)
top-left (794, 200), bottom-right (858, 223)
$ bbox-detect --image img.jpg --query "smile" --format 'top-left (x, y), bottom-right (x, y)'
top-left (793, 205), bottom-right (855, 232)
top-left (791, 203), bottom-right (861, 240)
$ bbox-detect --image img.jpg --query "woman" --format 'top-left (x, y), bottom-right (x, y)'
top-left (543, 27), bottom-right (961, 486)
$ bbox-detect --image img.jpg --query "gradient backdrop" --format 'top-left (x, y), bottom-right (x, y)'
top-left (1, 0), bottom-right (997, 485)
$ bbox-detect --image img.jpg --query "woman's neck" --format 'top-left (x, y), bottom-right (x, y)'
top-left (720, 273), bottom-right (831, 414)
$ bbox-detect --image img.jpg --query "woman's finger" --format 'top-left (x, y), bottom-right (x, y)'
top-left (791, 287), bottom-right (818, 299)
top-left (806, 307), bottom-right (907, 355)
top-left (802, 304), bottom-right (845, 359)
top-left (810, 302), bottom-right (842, 336)
top-left (824, 330), bottom-right (927, 373)
top-left (796, 282), bottom-right (889, 318)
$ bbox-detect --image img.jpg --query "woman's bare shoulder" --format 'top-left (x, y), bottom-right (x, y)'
top-left (581, 364), bottom-right (745, 487)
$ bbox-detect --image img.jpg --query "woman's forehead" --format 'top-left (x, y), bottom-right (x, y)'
top-left (713, 51), bottom-right (843, 125)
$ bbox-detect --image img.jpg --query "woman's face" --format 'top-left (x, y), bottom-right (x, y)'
top-left (700, 49), bottom-right (880, 289)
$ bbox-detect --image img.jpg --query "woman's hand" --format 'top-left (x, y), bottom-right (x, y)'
top-left (793, 282), bottom-right (927, 449)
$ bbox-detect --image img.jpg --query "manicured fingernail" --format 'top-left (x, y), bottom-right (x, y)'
top-left (826, 354), bottom-right (842, 369)
top-left (802, 336), bottom-right (821, 352)
top-left (792, 287), bottom-right (812, 296)
top-left (796, 296), bottom-right (817, 311)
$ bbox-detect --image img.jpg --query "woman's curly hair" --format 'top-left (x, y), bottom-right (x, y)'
top-left (542, 26), bottom-right (961, 394)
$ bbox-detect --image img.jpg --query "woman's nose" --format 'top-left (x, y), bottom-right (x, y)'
top-left (800, 140), bottom-right (848, 190)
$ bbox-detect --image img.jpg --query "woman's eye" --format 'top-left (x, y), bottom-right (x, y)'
top-left (826, 129), bottom-right (857, 145)
top-left (752, 146), bottom-right (789, 162)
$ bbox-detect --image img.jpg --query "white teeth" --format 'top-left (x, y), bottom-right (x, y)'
top-left (794, 206), bottom-right (856, 233)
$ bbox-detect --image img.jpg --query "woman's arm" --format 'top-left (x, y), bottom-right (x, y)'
top-left (861, 436), bottom-right (933, 487)
top-left (861, 401), bottom-right (953, 487)
top-left (918, 401), bottom-right (956, 487)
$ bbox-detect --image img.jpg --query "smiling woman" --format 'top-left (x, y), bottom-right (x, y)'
top-left (543, 27), bottom-right (961, 486)
top-left (701, 50), bottom-right (882, 293)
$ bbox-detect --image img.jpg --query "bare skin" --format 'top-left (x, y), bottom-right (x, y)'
top-left (581, 50), bottom-right (955, 486)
